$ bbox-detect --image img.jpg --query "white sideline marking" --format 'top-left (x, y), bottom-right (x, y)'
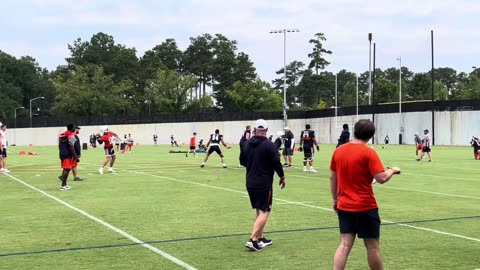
top-left (281, 167), bottom-right (480, 201)
top-left (376, 185), bottom-right (480, 200)
top-left (277, 201), bottom-right (313, 205)
top-left (402, 172), bottom-right (480, 182)
top-left (3, 173), bottom-right (197, 270)
top-left (132, 171), bottom-right (332, 212)
top-left (14, 156), bottom-right (480, 243)
top-left (131, 171), bottom-right (480, 243)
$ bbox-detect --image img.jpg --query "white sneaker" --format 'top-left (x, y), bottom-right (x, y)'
top-left (98, 168), bottom-right (104, 174)
top-left (3, 169), bottom-right (10, 173)
top-left (108, 168), bottom-right (116, 173)
top-left (303, 167), bottom-right (308, 172)
top-left (60, 185), bottom-right (71, 191)
top-left (0, 168), bottom-right (5, 173)
top-left (309, 168), bottom-right (318, 173)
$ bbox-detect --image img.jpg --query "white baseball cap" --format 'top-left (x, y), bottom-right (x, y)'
top-left (254, 119), bottom-right (268, 131)
top-left (284, 126), bottom-right (290, 130)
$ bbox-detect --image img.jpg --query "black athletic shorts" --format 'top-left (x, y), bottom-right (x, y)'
top-left (104, 147), bottom-right (116, 157)
top-left (282, 147), bottom-right (294, 156)
top-left (0, 148), bottom-right (7, 158)
top-left (303, 147), bottom-right (314, 161)
top-left (337, 208), bottom-right (380, 238)
top-left (207, 146), bottom-right (223, 157)
top-left (385, 140), bottom-right (389, 144)
top-left (422, 146), bottom-right (431, 153)
top-left (247, 189), bottom-right (273, 212)
top-left (189, 146), bottom-right (195, 150)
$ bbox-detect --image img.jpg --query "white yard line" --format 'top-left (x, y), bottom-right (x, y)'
top-left (375, 185), bottom-right (480, 200)
top-left (10, 156), bottom-right (480, 243)
top-left (287, 171), bottom-right (480, 200)
top-left (2, 173), bottom-right (198, 270)
top-left (129, 170), bottom-right (480, 243)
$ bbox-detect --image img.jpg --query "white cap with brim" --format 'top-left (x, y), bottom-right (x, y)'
top-left (255, 119), bottom-right (268, 131)
top-left (284, 127), bottom-right (290, 130)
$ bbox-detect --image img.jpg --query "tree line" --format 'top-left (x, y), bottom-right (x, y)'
top-left (0, 32), bottom-right (479, 120)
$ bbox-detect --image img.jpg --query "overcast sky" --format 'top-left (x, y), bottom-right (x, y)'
top-left (1, 0), bottom-right (479, 82)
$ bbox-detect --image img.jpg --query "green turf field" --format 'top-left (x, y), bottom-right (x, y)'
top-left (1, 144), bottom-right (479, 270)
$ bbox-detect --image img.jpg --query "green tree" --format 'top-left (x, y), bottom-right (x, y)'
top-left (374, 77), bottom-right (398, 104)
top-left (51, 65), bottom-right (136, 116)
top-left (224, 80), bottom-right (282, 112)
top-left (144, 69), bottom-right (197, 113)
top-left (434, 80), bottom-right (448, 100)
top-left (66, 32), bottom-right (140, 83)
top-left (0, 51), bottom-right (55, 120)
top-left (140, 38), bottom-right (183, 79)
top-left (183, 34), bottom-right (214, 99)
top-left (272, 61), bottom-right (305, 106)
top-left (307, 33), bottom-right (332, 75)
top-left (407, 73), bottom-right (432, 101)
top-left (460, 75), bottom-right (480, 99)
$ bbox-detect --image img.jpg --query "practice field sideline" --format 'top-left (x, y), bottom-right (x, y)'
top-left (1, 144), bottom-right (479, 270)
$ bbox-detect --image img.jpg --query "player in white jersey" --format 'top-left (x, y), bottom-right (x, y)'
top-left (416, 129), bottom-right (432, 162)
top-left (0, 123), bottom-right (10, 173)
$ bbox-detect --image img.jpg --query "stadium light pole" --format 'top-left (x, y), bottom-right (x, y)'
top-left (30, 96), bottom-right (44, 128)
top-left (397, 57), bottom-right (403, 142)
top-left (356, 74), bottom-right (359, 122)
top-left (335, 73), bottom-right (338, 129)
top-left (14, 106), bottom-right (25, 145)
top-left (368, 33), bottom-right (373, 105)
top-left (270, 28), bottom-right (300, 128)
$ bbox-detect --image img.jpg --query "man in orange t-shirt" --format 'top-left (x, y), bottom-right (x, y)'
top-left (330, 119), bottom-right (401, 270)
top-left (186, 132), bottom-right (197, 158)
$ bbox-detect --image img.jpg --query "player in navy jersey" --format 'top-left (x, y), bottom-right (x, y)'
top-left (470, 136), bottom-right (480, 160)
top-left (299, 124), bottom-right (320, 172)
top-left (201, 129), bottom-right (230, 168)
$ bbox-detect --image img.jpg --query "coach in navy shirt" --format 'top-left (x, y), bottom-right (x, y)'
top-left (240, 119), bottom-right (286, 252)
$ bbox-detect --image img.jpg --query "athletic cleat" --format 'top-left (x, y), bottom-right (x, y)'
top-left (3, 169), bottom-right (10, 173)
top-left (200, 164), bottom-right (205, 168)
top-left (98, 168), bottom-right (104, 174)
top-left (282, 163), bottom-right (289, 167)
top-left (108, 168), bottom-right (116, 173)
top-left (309, 168), bottom-right (318, 173)
top-left (223, 165), bottom-right (227, 168)
top-left (245, 239), bottom-right (262, 252)
top-left (73, 177), bottom-right (84, 181)
top-left (0, 168), bottom-right (4, 173)
top-left (59, 185), bottom-right (71, 191)
top-left (303, 168), bottom-right (308, 172)
top-left (258, 237), bottom-right (272, 248)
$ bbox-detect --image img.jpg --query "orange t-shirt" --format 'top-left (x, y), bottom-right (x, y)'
top-left (190, 136), bottom-right (196, 146)
top-left (330, 142), bottom-right (385, 212)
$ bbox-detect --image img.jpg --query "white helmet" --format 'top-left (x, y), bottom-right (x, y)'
top-left (100, 126), bottom-right (109, 133)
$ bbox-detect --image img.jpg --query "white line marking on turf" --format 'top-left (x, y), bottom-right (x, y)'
top-left (277, 201), bottom-right (313, 205)
top-left (130, 170), bottom-right (480, 243)
top-left (3, 173), bottom-right (198, 270)
top-left (23, 156), bottom-right (480, 243)
top-left (131, 171), bottom-right (332, 212)
top-left (280, 168), bottom-right (480, 201)
top-left (376, 185), bottom-right (480, 200)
